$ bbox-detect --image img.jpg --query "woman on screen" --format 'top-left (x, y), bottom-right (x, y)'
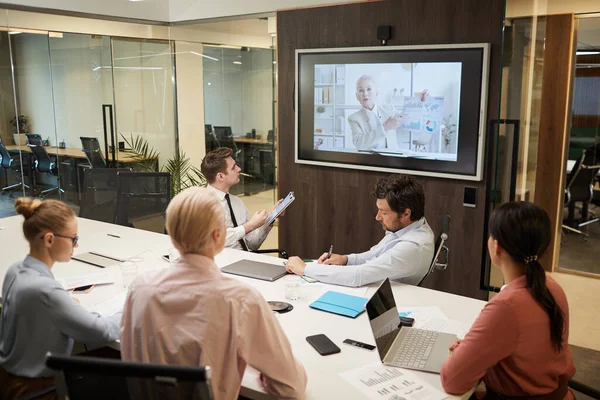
top-left (120, 187), bottom-right (307, 400)
top-left (441, 202), bottom-right (575, 399)
top-left (348, 74), bottom-right (402, 151)
top-left (0, 198), bottom-right (121, 400)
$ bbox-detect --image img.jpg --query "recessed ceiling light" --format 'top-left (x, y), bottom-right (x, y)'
top-left (233, 61), bottom-right (242, 65)
top-left (207, 82), bottom-right (212, 85)
top-left (576, 51), bottom-right (600, 55)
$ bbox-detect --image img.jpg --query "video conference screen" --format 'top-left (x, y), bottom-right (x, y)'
top-left (296, 45), bottom-right (489, 181)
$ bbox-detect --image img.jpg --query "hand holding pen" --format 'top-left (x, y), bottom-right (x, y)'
top-left (317, 245), bottom-right (348, 265)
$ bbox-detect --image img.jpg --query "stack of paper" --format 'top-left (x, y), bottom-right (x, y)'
top-left (88, 292), bottom-right (127, 317)
top-left (57, 272), bottom-right (115, 290)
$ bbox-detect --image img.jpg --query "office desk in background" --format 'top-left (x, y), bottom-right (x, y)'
top-left (5, 144), bottom-right (150, 164)
top-left (0, 215), bottom-right (485, 400)
top-left (233, 137), bottom-right (274, 146)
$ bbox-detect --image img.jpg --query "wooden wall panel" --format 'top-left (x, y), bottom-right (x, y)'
top-left (533, 14), bottom-right (575, 272)
top-left (277, 0), bottom-right (504, 299)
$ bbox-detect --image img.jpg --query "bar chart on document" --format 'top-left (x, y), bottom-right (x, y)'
top-left (340, 362), bottom-right (446, 400)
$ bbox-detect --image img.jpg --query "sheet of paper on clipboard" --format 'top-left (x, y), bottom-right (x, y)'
top-left (265, 191), bottom-right (295, 226)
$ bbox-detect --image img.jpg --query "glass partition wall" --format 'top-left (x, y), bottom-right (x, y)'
top-left (0, 28), bottom-right (178, 219)
top-left (203, 45), bottom-right (277, 200)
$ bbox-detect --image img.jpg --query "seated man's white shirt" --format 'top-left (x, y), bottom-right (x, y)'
top-left (207, 184), bottom-right (271, 251)
top-left (304, 217), bottom-right (434, 287)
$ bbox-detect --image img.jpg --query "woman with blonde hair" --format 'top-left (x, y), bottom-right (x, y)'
top-left (121, 187), bottom-right (307, 400)
top-left (0, 198), bottom-right (121, 400)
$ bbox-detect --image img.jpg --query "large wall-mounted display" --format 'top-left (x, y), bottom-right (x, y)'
top-left (295, 44), bottom-right (490, 181)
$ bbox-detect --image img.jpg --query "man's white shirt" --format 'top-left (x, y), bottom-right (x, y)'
top-left (207, 185), bottom-right (271, 251)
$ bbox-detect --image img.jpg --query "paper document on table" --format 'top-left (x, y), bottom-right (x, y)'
top-left (88, 292), bottom-right (127, 317)
top-left (397, 306), bottom-right (448, 329)
top-left (57, 272), bottom-right (115, 290)
top-left (420, 318), bottom-right (469, 339)
top-left (340, 362), bottom-right (448, 400)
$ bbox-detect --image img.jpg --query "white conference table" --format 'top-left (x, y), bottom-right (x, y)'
top-left (0, 216), bottom-right (487, 399)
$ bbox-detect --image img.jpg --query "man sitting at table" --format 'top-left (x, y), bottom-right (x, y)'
top-left (285, 174), bottom-right (434, 287)
top-left (201, 148), bottom-right (282, 251)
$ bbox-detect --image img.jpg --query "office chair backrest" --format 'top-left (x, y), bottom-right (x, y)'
top-left (114, 171), bottom-right (171, 232)
top-left (566, 143), bottom-right (600, 203)
top-left (267, 130), bottom-right (274, 142)
top-left (28, 144), bottom-right (55, 173)
top-left (80, 168), bottom-right (130, 222)
top-left (204, 124), bottom-right (213, 136)
top-left (0, 137), bottom-right (14, 169)
top-left (213, 126), bottom-right (232, 142)
top-left (46, 353), bottom-right (213, 400)
top-left (25, 133), bottom-right (43, 146)
top-left (80, 137), bottom-right (108, 168)
top-left (418, 215), bottom-right (451, 287)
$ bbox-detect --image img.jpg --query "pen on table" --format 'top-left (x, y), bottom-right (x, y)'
top-left (327, 244), bottom-right (333, 260)
top-left (106, 233), bottom-right (120, 238)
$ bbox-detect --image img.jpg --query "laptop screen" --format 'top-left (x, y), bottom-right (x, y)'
top-left (365, 278), bottom-right (401, 360)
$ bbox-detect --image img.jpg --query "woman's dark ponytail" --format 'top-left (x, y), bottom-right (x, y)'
top-left (525, 259), bottom-right (564, 352)
top-left (489, 202), bottom-right (564, 352)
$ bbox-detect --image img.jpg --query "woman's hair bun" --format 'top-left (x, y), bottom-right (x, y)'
top-left (14, 197), bottom-right (43, 219)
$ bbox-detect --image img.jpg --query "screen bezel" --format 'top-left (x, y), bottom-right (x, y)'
top-left (294, 43), bottom-right (490, 181)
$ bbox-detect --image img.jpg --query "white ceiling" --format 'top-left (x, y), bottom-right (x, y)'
top-left (0, 0), bottom-right (363, 23)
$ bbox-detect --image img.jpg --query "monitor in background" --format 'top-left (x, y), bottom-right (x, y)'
top-left (295, 44), bottom-right (490, 181)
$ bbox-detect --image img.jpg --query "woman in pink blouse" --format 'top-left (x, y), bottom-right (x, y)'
top-left (441, 202), bottom-right (575, 399)
top-left (120, 187), bottom-right (307, 400)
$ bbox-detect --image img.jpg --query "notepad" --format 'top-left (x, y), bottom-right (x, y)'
top-left (309, 291), bottom-right (368, 318)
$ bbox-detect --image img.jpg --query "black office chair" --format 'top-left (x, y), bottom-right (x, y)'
top-left (80, 168), bottom-right (130, 223)
top-left (204, 125), bottom-right (220, 153)
top-left (213, 126), bottom-right (241, 160)
top-left (562, 143), bottom-right (600, 238)
top-left (418, 215), bottom-right (450, 287)
top-left (0, 136), bottom-right (29, 195)
top-left (114, 171), bottom-right (171, 233)
top-left (80, 137), bottom-right (108, 168)
top-left (25, 133), bottom-right (43, 146)
top-left (28, 143), bottom-right (64, 197)
top-left (259, 149), bottom-right (275, 186)
top-left (46, 353), bottom-right (213, 400)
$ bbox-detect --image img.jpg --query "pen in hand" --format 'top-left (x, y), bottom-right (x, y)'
top-left (327, 245), bottom-right (333, 260)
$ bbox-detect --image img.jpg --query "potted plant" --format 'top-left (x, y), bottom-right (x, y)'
top-left (10, 115), bottom-right (30, 145)
top-left (316, 105), bottom-right (327, 116)
top-left (120, 133), bottom-right (207, 198)
top-left (441, 114), bottom-right (456, 152)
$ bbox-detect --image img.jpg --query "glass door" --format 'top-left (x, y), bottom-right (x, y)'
top-left (48, 32), bottom-right (115, 206)
top-left (111, 38), bottom-right (176, 170)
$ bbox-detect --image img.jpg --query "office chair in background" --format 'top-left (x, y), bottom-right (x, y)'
top-left (562, 143), bottom-right (600, 238)
top-left (213, 126), bottom-right (241, 160)
top-left (204, 125), bottom-right (220, 153)
top-left (114, 171), bottom-right (171, 233)
top-left (25, 133), bottom-right (43, 146)
top-left (418, 215), bottom-right (450, 287)
top-left (80, 137), bottom-right (108, 168)
top-left (80, 168), bottom-right (130, 223)
top-left (27, 143), bottom-right (64, 198)
top-left (46, 353), bottom-right (213, 400)
top-left (0, 137), bottom-right (29, 195)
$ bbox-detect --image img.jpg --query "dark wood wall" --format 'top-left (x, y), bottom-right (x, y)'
top-left (533, 14), bottom-right (575, 272)
top-left (277, 0), bottom-right (505, 299)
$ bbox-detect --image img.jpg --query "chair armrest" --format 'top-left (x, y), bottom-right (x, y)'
top-left (252, 249), bottom-right (288, 259)
top-left (569, 379), bottom-right (600, 399)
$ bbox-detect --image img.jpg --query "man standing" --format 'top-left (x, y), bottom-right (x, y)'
top-left (201, 148), bottom-right (278, 251)
top-left (348, 75), bottom-right (402, 151)
top-left (285, 174), bottom-right (434, 287)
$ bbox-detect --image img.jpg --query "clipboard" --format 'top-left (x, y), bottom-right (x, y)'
top-left (265, 191), bottom-right (295, 225)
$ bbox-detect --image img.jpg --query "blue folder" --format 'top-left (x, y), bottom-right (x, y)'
top-left (309, 291), bottom-right (368, 318)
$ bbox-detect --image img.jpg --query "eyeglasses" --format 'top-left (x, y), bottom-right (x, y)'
top-left (40, 233), bottom-right (79, 246)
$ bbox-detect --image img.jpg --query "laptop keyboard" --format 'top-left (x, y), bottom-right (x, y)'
top-left (391, 329), bottom-right (439, 369)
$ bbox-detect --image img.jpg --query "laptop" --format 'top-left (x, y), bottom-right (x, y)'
top-left (366, 278), bottom-right (456, 373)
top-left (221, 259), bottom-right (287, 282)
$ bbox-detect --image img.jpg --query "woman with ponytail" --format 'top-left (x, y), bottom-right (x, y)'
top-left (441, 202), bottom-right (575, 399)
top-left (0, 198), bottom-right (121, 400)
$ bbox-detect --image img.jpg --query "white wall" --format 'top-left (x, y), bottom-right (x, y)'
top-left (175, 41), bottom-right (205, 169)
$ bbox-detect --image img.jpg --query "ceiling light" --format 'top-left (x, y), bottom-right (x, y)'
top-left (9, 31), bottom-right (21, 35)
top-left (207, 82), bottom-right (212, 85)
top-left (273, 61), bottom-right (276, 64)
top-left (576, 51), bottom-right (600, 55)
top-left (233, 61), bottom-right (242, 65)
